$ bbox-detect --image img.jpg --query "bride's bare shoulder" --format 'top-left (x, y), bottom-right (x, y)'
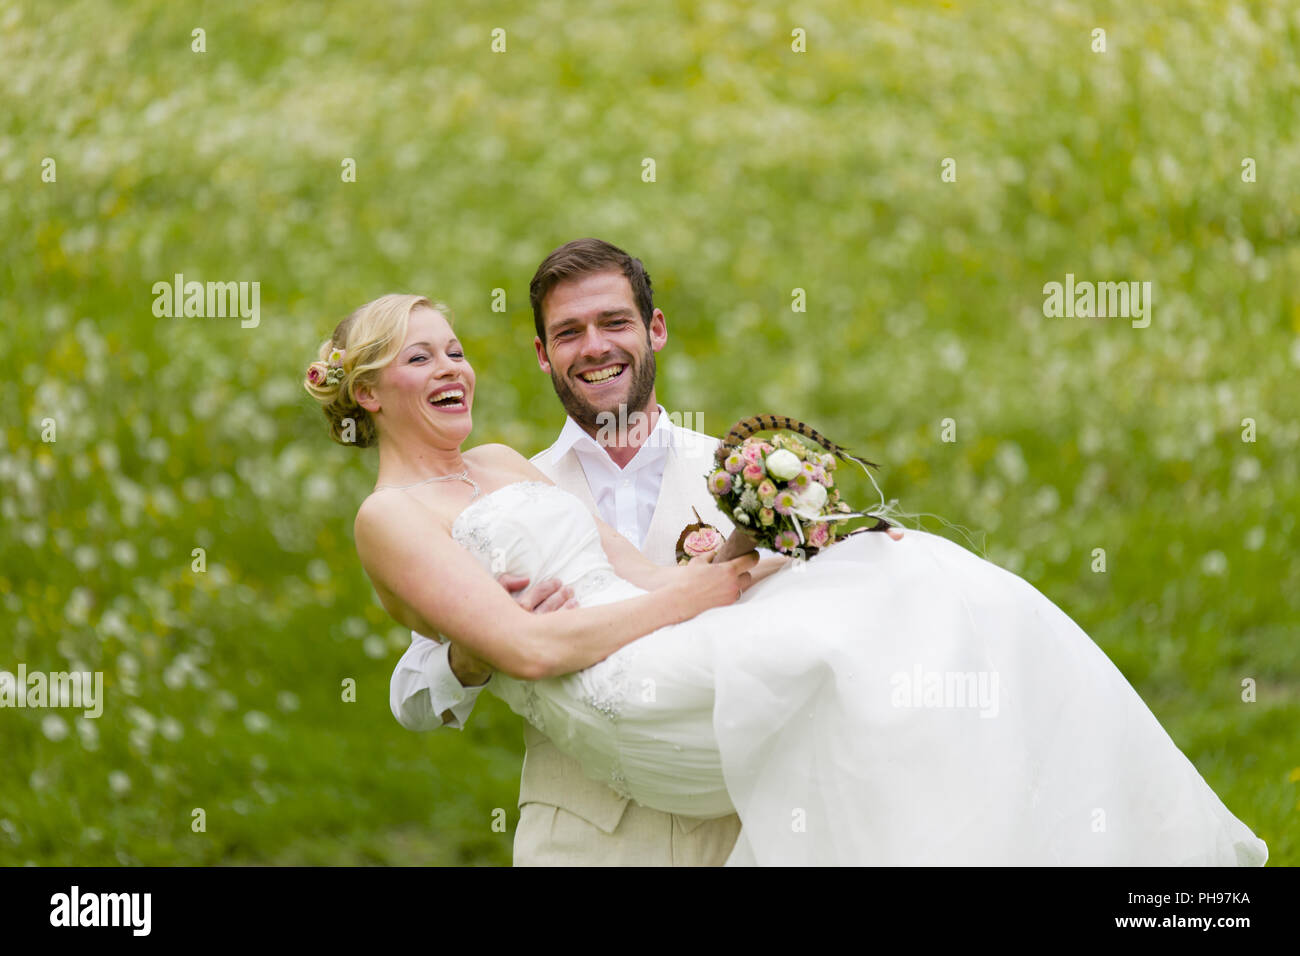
top-left (353, 482), bottom-right (457, 551)
top-left (467, 441), bottom-right (523, 464)
top-left (469, 442), bottom-right (552, 482)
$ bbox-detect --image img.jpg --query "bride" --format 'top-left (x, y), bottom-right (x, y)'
top-left (306, 293), bottom-right (1268, 866)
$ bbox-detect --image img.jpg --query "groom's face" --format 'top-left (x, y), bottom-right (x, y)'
top-left (534, 271), bottom-right (667, 433)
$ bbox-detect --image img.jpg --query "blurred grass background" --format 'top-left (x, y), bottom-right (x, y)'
top-left (1, 0), bottom-right (1297, 865)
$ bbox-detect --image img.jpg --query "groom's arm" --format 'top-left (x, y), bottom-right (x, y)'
top-left (390, 633), bottom-right (486, 731)
top-left (389, 575), bottom-right (575, 731)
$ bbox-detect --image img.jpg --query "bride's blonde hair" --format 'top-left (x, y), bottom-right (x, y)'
top-left (304, 293), bottom-right (453, 448)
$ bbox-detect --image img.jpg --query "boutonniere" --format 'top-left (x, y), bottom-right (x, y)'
top-left (675, 508), bottom-right (724, 565)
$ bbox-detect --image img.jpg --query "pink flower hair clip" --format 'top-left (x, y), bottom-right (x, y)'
top-left (307, 347), bottom-right (346, 388)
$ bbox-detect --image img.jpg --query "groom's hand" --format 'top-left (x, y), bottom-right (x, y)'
top-left (449, 575), bottom-right (577, 687)
top-left (448, 642), bottom-right (493, 688)
top-left (498, 574), bottom-right (578, 613)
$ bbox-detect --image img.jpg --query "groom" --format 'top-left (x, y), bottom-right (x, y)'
top-left (390, 237), bottom-right (749, 864)
top-left (390, 238), bottom-right (897, 865)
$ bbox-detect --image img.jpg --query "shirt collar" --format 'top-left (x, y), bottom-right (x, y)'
top-left (552, 403), bottom-right (675, 468)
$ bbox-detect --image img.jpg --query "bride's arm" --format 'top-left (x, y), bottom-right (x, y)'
top-left (589, 511), bottom-right (791, 588)
top-left (354, 491), bottom-right (756, 681)
top-left (589, 513), bottom-right (679, 590)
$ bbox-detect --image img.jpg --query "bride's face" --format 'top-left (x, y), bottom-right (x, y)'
top-left (362, 306), bottom-right (475, 447)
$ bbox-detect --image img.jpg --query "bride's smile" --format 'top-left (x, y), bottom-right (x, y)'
top-left (427, 381), bottom-right (470, 413)
top-left (356, 305), bottom-right (477, 449)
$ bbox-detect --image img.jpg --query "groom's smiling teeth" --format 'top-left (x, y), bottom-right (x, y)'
top-left (578, 364), bottom-right (626, 385)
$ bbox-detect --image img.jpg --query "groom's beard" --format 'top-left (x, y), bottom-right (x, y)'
top-left (550, 345), bottom-right (657, 440)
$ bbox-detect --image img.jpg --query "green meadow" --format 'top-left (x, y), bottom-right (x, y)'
top-left (1, 0), bottom-right (1296, 864)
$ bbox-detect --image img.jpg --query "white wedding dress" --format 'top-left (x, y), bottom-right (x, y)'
top-left (452, 480), bottom-right (1267, 866)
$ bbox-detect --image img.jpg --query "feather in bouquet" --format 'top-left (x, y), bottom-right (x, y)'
top-left (676, 415), bottom-right (891, 564)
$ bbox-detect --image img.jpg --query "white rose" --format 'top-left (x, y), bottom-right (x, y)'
top-left (790, 481), bottom-right (828, 519)
top-left (765, 449), bottom-right (802, 481)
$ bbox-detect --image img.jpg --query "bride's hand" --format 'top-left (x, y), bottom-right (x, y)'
top-left (690, 549), bottom-right (788, 583)
top-left (748, 554), bottom-right (791, 584)
top-left (674, 550), bottom-right (760, 615)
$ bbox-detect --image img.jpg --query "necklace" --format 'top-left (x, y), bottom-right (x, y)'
top-left (374, 469), bottom-right (480, 499)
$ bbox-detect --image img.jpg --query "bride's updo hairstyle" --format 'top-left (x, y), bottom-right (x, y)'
top-left (304, 293), bottom-right (452, 448)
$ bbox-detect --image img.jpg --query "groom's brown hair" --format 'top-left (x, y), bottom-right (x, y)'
top-left (529, 238), bottom-right (655, 345)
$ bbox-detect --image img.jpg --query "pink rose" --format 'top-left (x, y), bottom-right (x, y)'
top-left (741, 443), bottom-right (764, 465)
top-left (683, 527), bottom-right (723, 559)
top-left (756, 478), bottom-right (777, 504)
top-left (306, 363), bottom-right (325, 386)
top-left (742, 462), bottom-right (765, 485)
top-left (808, 523), bottom-right (831, 548)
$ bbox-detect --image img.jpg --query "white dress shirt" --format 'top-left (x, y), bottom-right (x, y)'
top-left (390, 405), bottom-right (681, 731)
top-left (550, 405), bottom-right (676, 550)
top-left (390, 636), bottom-right (483, 731)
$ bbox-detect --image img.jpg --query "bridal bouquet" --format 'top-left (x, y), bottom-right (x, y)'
top-left (676, 416), bottom-right (889, 564)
